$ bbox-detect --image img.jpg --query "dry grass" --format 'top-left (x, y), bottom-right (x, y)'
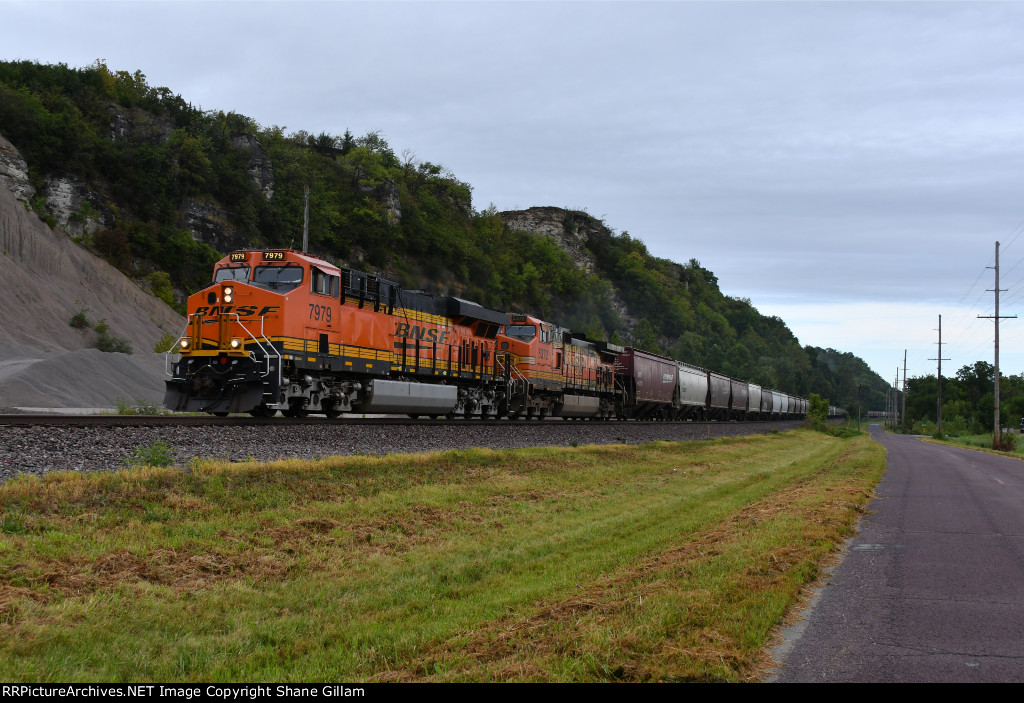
top-left (0, 430), bottom-right (884, 682)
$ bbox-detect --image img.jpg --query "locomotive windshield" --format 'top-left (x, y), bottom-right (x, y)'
top-left (213, 266), bottom-right (251, 282)
top-left (252, 265), bottom-right (303, 292)
top-left (504, 324), bottom-right (536, 341)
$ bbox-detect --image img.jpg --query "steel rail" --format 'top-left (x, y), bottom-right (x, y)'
top-left (0, 414), bottom-right (805, 429)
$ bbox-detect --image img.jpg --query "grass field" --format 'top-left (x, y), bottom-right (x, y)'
top-left (0, 429), bottom-right (885, 682)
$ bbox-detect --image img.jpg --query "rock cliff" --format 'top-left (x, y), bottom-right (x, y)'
top-left (0, 170), bottom-right (185, 406)
top-left (499, 206), bottom-right (636, 332)
top-left (0, 177), bottom-right (183, 352)
top-left (500, 206), bottom-right (598, 274)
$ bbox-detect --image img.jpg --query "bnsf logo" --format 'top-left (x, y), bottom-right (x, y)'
top-left (395, 322), bottom-right (450, 344)
top-left (194, 305), bottom-right (281, 317)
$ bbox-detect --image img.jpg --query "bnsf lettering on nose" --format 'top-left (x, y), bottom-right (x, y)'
top-left (395, 322), bottom-right (449, 344)
top-left (194, 305), bottom-right (280, 317)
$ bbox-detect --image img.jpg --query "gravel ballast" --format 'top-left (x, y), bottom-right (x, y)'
top-left (0, 420), bottom-right (805, 482)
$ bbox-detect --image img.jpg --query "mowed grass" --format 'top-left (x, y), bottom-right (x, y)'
top-left (0, 429), bottom-right (884, 682)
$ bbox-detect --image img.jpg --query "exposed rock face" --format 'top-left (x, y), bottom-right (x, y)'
top-left (108, 105), bottom-right (174, 146)
top-left (381, 180), bottom-right (401, 224)
top-left (40, 176), bottom-right (110, 238)
top-left (0, 133), bottom-right (35, 203)
top-left (0, 178), bottom-right (183, 355)
top-left (500, 206), bottom-right (599, 274)
top-left (231, 134), bottom-right (275, 200)
top-left (500, 206), bottom-right (636, 334)
top-left (2, 126), bottom-right (253, 254)
top-left (181, 197), bottom-right (247, 252)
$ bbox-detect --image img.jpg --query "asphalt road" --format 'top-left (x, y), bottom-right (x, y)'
top-left (771, 424), bottom-right (1024, 682)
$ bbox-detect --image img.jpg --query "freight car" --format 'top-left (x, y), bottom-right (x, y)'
top-left (164, 249), bottom-right (814, 421)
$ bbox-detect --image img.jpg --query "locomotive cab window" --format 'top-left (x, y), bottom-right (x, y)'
top-left (474, 322), bottom-right (500, 339)
top-left (311, 267), bottom-right (339, 297)
top-left (213, 266), bottom-right (251, 283)
top-left (504, 325), bottom-right (536, 341)
top-left (252, 265), bottom-right (303, 292)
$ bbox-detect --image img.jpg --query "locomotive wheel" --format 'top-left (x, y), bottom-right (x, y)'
top-left (249, 404), bottom-right (276, 418)
top-left (211, 411), bottom-right (229, 417)
top-left (323, 402), bottom-right (341, 419)
top-left (283, 403), bottom-right (309, 418)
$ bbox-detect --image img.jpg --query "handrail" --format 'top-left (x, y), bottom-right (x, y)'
top-left (164, 313), bottom-right (200, 376)
top-left (228, 313), bottom-right (279, 378)
top-left (165, 312), bottom-right (281, 386)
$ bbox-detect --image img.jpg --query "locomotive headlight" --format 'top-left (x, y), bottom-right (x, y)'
top-left (229, 338), bottom-right (242, 350)
top-left (179, 338), bottom-right (190, 350)
top-left (224, 286), bottom-right (234, 296)
top-left (223, 293), bottom-right (233, 303)
top-left (223, 286), bottom-right (234, 303)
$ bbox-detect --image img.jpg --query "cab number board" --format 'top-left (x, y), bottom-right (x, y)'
top-left (309, 304), bottom-right (332, 323)
top-left (229, 252), bottom-right (246, 262)
top-left (262, 251), bottom-right (286, 261)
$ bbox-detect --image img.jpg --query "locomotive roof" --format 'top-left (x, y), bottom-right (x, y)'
top-left (399, 290), bottom-right (509, 325)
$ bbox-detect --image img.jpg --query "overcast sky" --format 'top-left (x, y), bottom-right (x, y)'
top-left (4, 0), bottom-right (1024, 384)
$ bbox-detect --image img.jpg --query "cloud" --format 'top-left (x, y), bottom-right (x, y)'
top-left (4, 1), bottom-right (1024, 383)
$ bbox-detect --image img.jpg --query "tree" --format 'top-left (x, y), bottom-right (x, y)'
top-left (808, 393), bottom-right (829, 431)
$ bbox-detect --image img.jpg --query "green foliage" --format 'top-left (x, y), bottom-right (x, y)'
top-left (997, 432), bottom-right (1017, 452)
top-left (630, 318), bottom-right (664, 355)
top-left (96, 334), bottom-right (133, 354)
top-left (94, 320), bottom-right (133, 354)
top-left (69, 309), bottom-right (89, 329)
top-left (154, 332), bottom-right (176, 353)
top-left (904, 362), bottom-right (1024, 437)
top-left (145, 271), bottom-right (176, 308)
top-left (122, 439), bottom-right (175, 467)
top-left (0, 510), bottom-right (28, 535)
top-left (115, 398), bottom-right (164, 415)
top-left (824, 426), bottom-right (862, 439)
top-left (808, 393), bottom-right (829, 431)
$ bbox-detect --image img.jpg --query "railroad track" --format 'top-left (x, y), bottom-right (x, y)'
top-left (0, 413), bottom-right (804, 429)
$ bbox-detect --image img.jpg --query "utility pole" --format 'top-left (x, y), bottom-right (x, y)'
top-left (894, 369), bottom-right (899, 431)
top-left (857, 384), bottom-right (861, 431)
top-left (901, 350), bottom-right (907, 434)
top-left (884, 385), bottom-right (889, 429)
top-left (979, 241), bottom-right (1016, 449)
top-left (888, 383), bottom-right (893, 430)
top-left (929, 315), bottom-right (950, 437)
top-left (884, 386), bottom-right (889, 429)
top-left (302, 185), bottom-right (310, 254)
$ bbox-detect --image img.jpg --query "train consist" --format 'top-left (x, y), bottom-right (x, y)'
top-left (164, 249), bottom-right (839, 420)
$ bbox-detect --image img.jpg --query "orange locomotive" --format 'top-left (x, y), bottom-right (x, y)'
top-left (496, 314), bottom-right (621, 419)
top-left (164, 249), bottom-right (510, 417)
